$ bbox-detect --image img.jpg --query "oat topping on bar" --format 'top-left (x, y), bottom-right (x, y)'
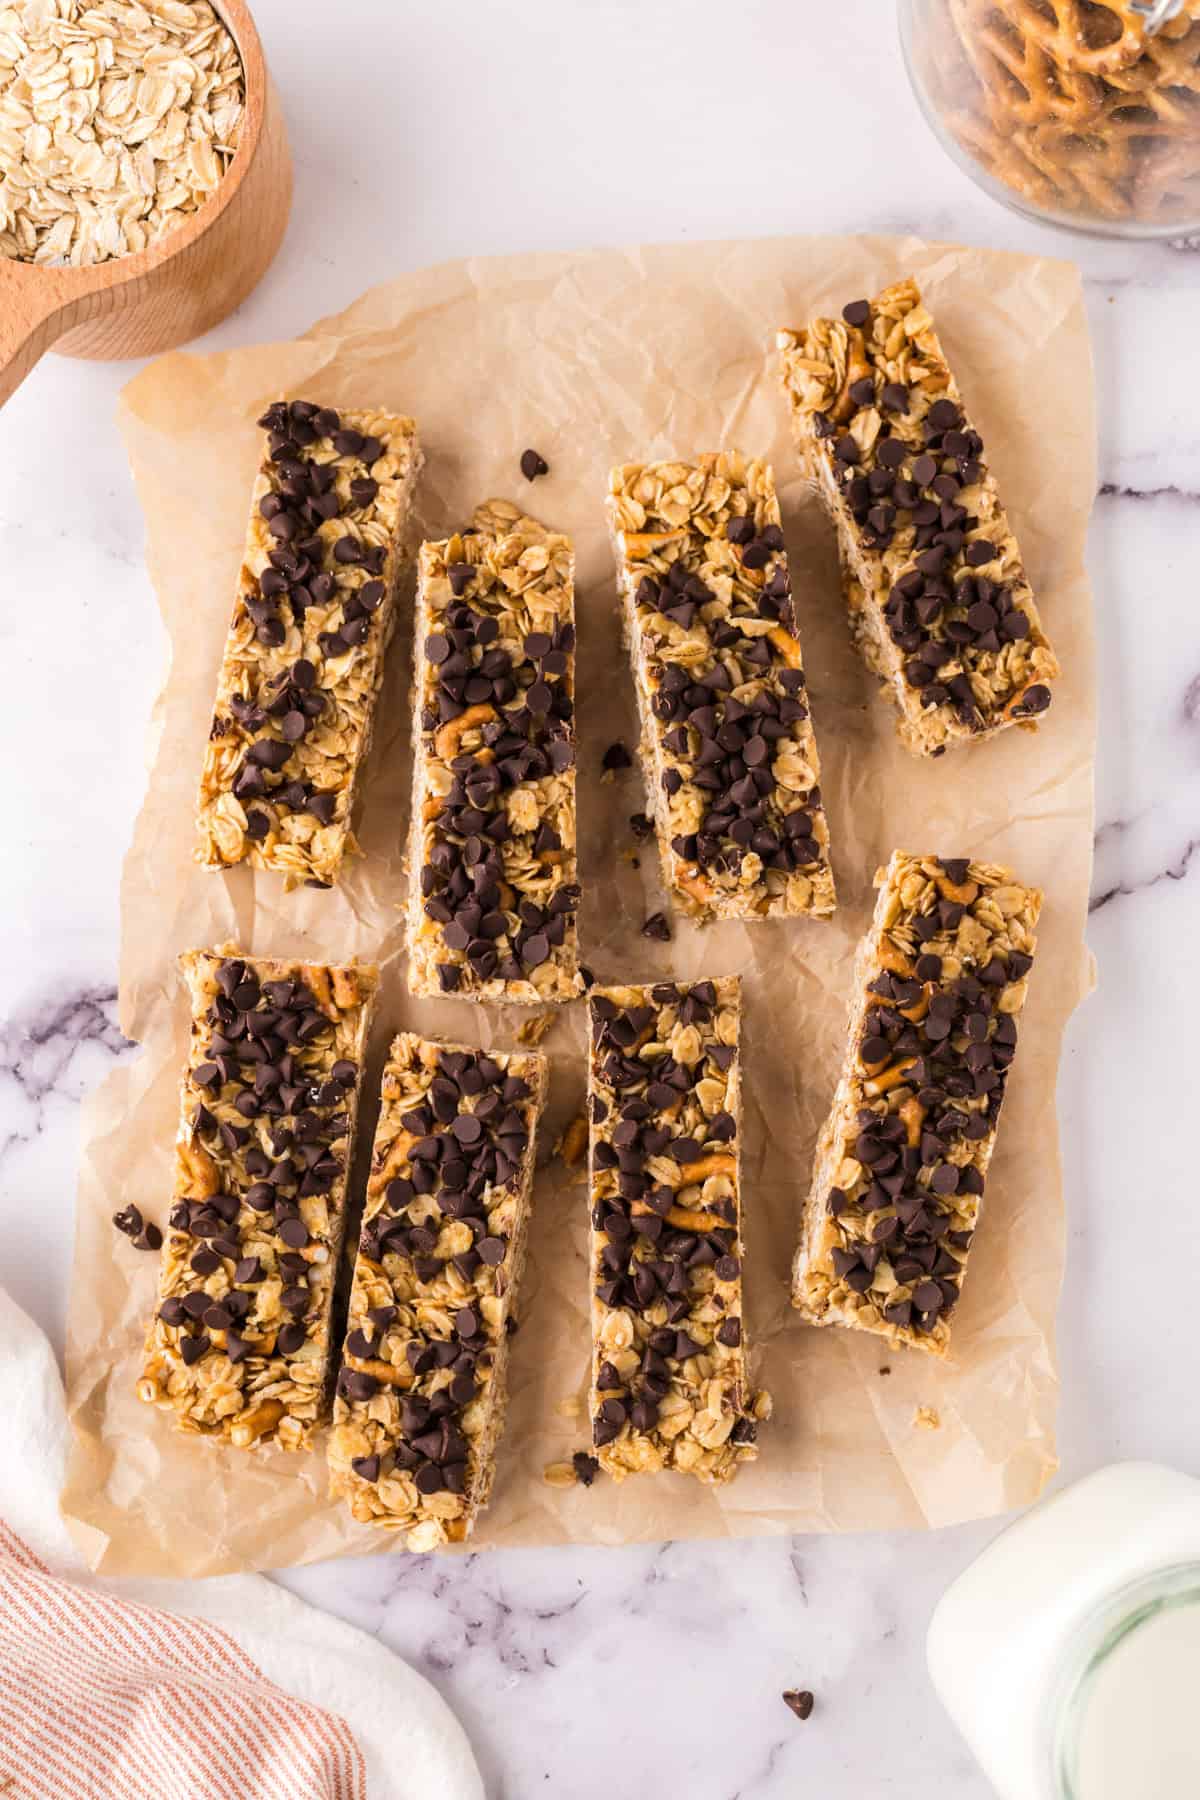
top-left (137, 948), bottom-right (377, 1450)
top-left (607, 452), bottom-right (835, 923)
top-left (778, 279), bottom-right (1060, 757)
top-left (587, 978), bottom-right (768, 1482)
top-left (407, 501), bottom-right (582, 1003)
top-left (197, 400), bottom-right (422, 886)
top-left (328, 1034), bottom-right (547, 1550)
top-left (792, 853), bottom-right (1041, 1355)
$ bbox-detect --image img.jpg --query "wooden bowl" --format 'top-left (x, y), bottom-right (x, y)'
top-left (0, 0), bottom-right (291, 405)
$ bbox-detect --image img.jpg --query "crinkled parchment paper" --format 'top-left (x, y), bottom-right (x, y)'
top-left (60, 235), bottom-right (1095, 1576)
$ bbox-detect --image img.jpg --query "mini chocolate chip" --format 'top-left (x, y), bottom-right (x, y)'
top-left (842, 299), bottom-right (870, 327)
top-left (572, 1451), bottom-right (600, 1486)
top-left (520, 448), bottom-right (549, 481)
top-left (1012, 683), bottom-right (1052, 717)
top-left (602, 741), bottom-right (632, 772)
top-left (641, 912), bottom-right (671, 942)
top-left (783, 1690), bottom-right (815, 1722)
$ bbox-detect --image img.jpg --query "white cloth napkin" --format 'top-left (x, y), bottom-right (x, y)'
top-left (0, 1288), bottom-right (484, 1800)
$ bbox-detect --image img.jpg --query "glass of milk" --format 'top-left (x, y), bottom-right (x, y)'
top-left (927, 1462), bottom-right (1200, 1799)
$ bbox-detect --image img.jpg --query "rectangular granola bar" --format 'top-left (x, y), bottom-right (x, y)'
top-left (197, 399), bottom-right (422, 885)
top-left (777, 278), bottom-right (1060, 757)
top-left (328, 1033), bottom-right (547, 1549)
top-left (137, 946), bottom-right (378, 1450)
top-left (407, 500), bottom-right (583, 1002)
top-left (606, 452), bottom-right (835, 923)
top-left (792, 852), bottom-right (1041, 1356)
top-left (587, 977), bottom-right (767, 1481)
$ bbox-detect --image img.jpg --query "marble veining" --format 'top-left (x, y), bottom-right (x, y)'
top-left (0, 988), bottom-right (128, 1159)
top-left (2, 2), bottom-right (1199, 1794)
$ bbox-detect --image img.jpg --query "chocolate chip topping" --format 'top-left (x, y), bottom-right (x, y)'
top-left (822, 857), bottom-right (1038, 1339)
top-left (338, 1039), bottom-right (541, 1507)
top-left (417, 520), bottom-right (580, 996)
top-left (151, 953), bottom-right (363, 1388)
top-left (210, 403), bottom-right (402, 853)
top-left (819, 310), bottom-right (1051, 732)
top-left (783, 1689), bottom-right (815, 1721)
top-left (588, 981), bottom-right (758, 1464)
top-left (617, 458), bottom-right (831, 911)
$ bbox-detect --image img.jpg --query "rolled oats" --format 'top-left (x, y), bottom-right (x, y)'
top-left (606, 452), bottom-right (835, 923)
top-left (0, 0), bottom-right (244, 266)
top-left (587, 977), bottom-right (765, 1484)
top-left (137, 945), bottom-right (378, 1451)
top-left (328, 1033), bottom-right (547, 1549)
top-left (407, 501), bottom-right (582, 1002)
top-left (792, 851), bottom-right (1042, 1356)
top-left (196, 400), bottom-right (422, 888)
top-left (778, 279), bottom-right (1061, 757)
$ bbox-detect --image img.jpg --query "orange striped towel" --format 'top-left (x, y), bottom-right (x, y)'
top-left (0, 1520), bottom-right (365, 1800)
top-left (0, 1288), bottom-right (484, 1800)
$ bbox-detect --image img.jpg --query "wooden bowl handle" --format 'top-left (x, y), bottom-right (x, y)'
top-left (0, 266), bottom-right (84, 406)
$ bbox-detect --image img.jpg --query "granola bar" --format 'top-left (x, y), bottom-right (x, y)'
top-left (606, 453), bottom-right (835, 923)
top-left (587, 977), bottom-right (767, 1482)
top-left (407, 501), bottom-right (583, 1003)
top-left (777, 279), bottom-right (1060, 757)
top-left (197, 400), bottom-right (423, 885)
top-left (137, 947), bottom-right (378, 1450)
top-left (328, 1033), bottom-right (547, 1549)
top-left (792, 852), bottom-right (1041, 1356)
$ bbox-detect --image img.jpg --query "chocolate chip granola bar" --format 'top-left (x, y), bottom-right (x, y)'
top-left (606, 453), bottom-right (835, 923)
top-left (197, 401), bottom-right (422, 885)
top-left (777, 279), bottom-right (1060, 757)
top-left (407, 501), bottom-right (583, 1003)
top-left (137, 947), bottom-right (378, 1450)
top-left (792, 852), bottom-right (1041, 1356)
top-left (587, 978), bottom-right (768, 1481)
top-left (328, 1033), bottom-right (547, 1549)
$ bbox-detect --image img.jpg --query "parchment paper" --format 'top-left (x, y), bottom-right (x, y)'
top-left (61, 235), bottom-right (1096, 1577)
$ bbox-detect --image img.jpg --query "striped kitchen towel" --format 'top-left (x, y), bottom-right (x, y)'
top-left (0, 1290), bottom-right (483, 1800)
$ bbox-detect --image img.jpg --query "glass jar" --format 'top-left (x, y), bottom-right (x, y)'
top-left (899, 0), bottom-right (1200, 237)
top-left (927, 1462), bottom-right (1200, 1799)
top-left (1047, 1563), bottom-right (1200, 1798)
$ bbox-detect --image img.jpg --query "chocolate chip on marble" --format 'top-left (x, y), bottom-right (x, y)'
top-left (520, 448), bottom-right (549, 481)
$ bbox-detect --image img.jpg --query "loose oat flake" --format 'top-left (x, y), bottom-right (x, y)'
top-left (0, 0), bottom-right (244, 266)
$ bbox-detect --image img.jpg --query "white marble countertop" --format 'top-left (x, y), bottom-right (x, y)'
top-left (2, 3), bottom-right (1198, 1794)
